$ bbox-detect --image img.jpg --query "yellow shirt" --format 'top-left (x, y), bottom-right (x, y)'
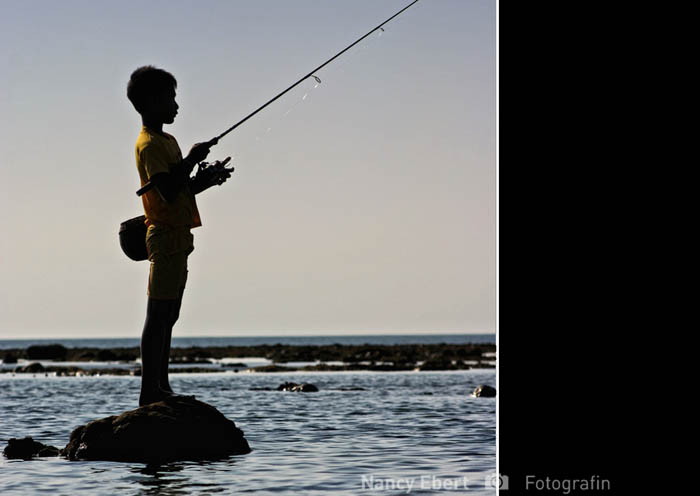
top-left (135, 126), bottom-right (202, 229)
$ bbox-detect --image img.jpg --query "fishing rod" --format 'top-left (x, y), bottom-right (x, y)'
top-left (136, 0), bottom-right (420, 197)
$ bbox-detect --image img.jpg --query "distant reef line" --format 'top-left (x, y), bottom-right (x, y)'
top-left (1, 342), bottom-right (495, 373)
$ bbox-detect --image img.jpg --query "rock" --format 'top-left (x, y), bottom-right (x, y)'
top-left (63, 396), bottom-right (251, 463)
top-left (250, 365), bottom-right (292, 372)
top-left (26, 344), bottom-right (67, 360)
top-left (96, 349), bottom-right (117, 361)
top-left (3, 437), bottom-right (60, 460)
top-left (475, 361), bottom-right (496, 369)
top-left (294, 384), bottom-right (318, 392)
top-left (16, 362), bottom-right (45, 373)
top-left (472, 385), bottom-right (496, 397)
top-left (2, 352), bottom-right (18, 364)
top-left (276, 381), bottom-right (318, 392)
top-left (416, 358), bottom-right (458, 371)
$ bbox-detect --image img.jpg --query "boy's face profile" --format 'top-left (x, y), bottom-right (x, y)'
top-left (145, 87), bottom-right (178, 124)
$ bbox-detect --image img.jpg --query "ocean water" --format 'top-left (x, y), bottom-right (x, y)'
top-left (0, 333), bottom-right (495, 350)
top-left (0, 370), bottom-right (497, 495)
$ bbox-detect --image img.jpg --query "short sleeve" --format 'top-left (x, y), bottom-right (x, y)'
top-left (139, 142), bottom-right (170, 180)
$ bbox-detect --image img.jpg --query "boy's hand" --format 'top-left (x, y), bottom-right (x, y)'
top-left (186, 140), bottom-right (216, 164)
top-left (211, 156), bottom-right (233, 186)
top-left (196, 157), bottom-right (233, 188)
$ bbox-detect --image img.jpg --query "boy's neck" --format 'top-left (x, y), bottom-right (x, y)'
top-left (142, 116), bottom-right (165, 135)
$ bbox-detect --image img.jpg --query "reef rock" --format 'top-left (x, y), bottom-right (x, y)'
top-left (472, 385), bottom-right (497, 397)
top-left (2, 352), bottom-right (18, 364)
top-left (276, 381), bottom-right (318, 392)
top-left (26, 344), bottom-right (67, 360)
top-left (63, 396), bottom-right (250, 463)
top-left (16, 362), bottom-right (45, 373)
top-left (3, 437), bottom-right (60, 459)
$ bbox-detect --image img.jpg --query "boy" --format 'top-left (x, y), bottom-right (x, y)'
top-left (126, 65), bottom-right (232, 406)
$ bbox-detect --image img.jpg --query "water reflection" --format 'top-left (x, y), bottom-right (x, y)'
top-left (131, 462), bottom-right (188, 495)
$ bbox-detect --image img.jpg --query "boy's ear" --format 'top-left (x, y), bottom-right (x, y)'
top-left (139, 97), bottom-right (155, 114)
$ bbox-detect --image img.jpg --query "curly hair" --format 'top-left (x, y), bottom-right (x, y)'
top-left (126, 65), bottom-right (177, 114)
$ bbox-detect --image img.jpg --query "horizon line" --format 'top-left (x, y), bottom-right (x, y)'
top-left (0, 330), bottom-right (496, 340)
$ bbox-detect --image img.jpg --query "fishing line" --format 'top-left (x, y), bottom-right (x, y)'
top-left (136, 0), bottom-right (420, 197)
top-left (234, 26), bottom-right (387, 158)
top-left (317, 26), bottom-right (385, 85)
top-left (253, 30), bottom-right (384, 145)
top-left (255, 78), bottom-right (321, 143)
top-left (227, 77), bottom-right (321, 167)
top-left (238, 0), bottom-right (425, 152)
top-left (321, 0), bottom-right (424, 83)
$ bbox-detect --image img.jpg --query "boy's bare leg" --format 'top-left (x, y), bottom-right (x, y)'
top-left (139, 298), bottom-right (175, 406)
top-left (160, 326), bottom-right (174, 394)
top-left (159, 287), bottom-right (184, 393)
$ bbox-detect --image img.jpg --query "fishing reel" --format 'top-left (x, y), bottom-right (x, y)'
top-left (195, 157), bottom-right (234, 186)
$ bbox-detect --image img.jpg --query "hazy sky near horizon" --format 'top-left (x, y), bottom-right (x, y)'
top-left (0, 0), bottom-right (496, 339)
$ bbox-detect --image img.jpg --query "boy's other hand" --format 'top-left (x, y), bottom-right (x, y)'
top-left (194, 156), bottom-right (233, 189)
top-left (211, 156), bottom-right (233, 186)
top-left (215, 157), bottom-right (233, 186)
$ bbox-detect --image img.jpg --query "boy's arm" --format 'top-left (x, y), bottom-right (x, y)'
top-left (150, 157), bottom-right (196, 203)
top-left (150, 142), bottom-right (213, 203)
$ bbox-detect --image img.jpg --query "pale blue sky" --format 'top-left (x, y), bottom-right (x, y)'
top-left (0, 0), bottom-right (496, 338)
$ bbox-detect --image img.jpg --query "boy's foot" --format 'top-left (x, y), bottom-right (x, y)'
top-left (160, 386), bottom-right (195, 400)
top-left (139, 388), bottom-right (197, 407)
top-left (162, 391), bottom-right (196, 401)
top-left (139, 388), bottom-right (172, 407)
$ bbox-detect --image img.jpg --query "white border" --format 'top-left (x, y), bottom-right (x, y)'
top-left (495, 0), bottom-right (500, 482)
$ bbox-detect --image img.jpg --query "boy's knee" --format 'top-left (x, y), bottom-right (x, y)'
top-left (170, 308), bottom-right (181, 326)
top-left (148, 298), bottom-right (176, 323)
top-left (169, 288), bottom-right (185, 326)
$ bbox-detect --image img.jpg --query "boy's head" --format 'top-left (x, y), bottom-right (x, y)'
top-left (127, 65), bottom-right (178, 123)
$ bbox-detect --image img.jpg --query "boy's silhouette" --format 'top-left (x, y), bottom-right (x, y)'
top-left (127, 66), bottom-right (232, 406)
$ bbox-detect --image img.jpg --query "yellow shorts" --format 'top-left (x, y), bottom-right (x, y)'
top-left (146, 225), bottom-right (195, 300)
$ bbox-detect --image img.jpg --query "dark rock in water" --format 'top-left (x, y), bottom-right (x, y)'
top-left (96, 349), bottom-right (118, 361)
top-left (221, 362), bottom-right (247, 368)
top-left (63, 396), bottom-right (251, 463)
top-left (17, 362), bottom-right (45, 373)
top-left (251, 365), bottom-right (291, 372)
top-left (2, 352), bottom-right (18, 364)
top-left (276, 381), bottom-right (297, 391)
top-left (417, 358), bottom-right (460, 371)
top-left (26, 344), bottom-right (67, 360)
top-left (298, 383), bottom-right (318, 392)
top-left (3, 437), bottom-right (60, 460)
top-left (276, 381), bottom-right (318, 392)
top-left (472, 385), bottom-right (496, 397)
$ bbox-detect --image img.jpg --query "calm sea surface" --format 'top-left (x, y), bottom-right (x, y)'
top-left (0, 370), bottom-right (496, 495)
top-left (0, 334), bottom-right (495, 350)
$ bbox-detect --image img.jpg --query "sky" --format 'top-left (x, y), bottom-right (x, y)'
top-left (0, 0), bottom-right (496, 339)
